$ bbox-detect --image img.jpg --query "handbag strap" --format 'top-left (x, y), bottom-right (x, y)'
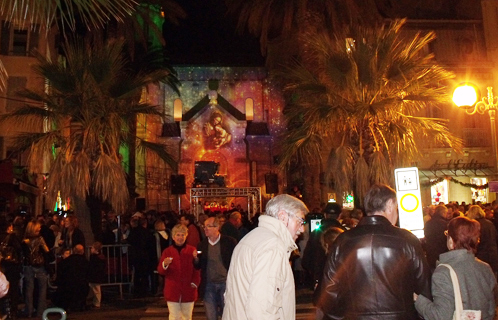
top-left (439, 263), bottom-right (463, 319)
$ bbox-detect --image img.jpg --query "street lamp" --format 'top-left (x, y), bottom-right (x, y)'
top-left (453, 84), bottom-right (498, 172)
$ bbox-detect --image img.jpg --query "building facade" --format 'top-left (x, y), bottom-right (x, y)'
top-left (1, 1), bottom-right (498, 215)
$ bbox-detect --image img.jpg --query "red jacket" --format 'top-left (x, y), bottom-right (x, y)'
top-left (186, 224), bottom-right (201, 248)
top-left (157, 244), bottom-right (200, 302)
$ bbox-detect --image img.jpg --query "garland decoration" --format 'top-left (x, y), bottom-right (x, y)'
top-left (421, 177), bottom-right (488, 190)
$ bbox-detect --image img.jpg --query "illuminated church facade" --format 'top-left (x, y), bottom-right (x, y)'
top-left (136, 67), bottom-right (291, 214)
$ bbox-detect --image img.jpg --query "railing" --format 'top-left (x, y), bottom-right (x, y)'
top-left (52, 244), bottom-right (133, 300)
top-left (97, 244), bottom-right (132, 299)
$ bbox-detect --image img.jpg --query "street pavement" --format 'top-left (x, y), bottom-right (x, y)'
top-left (40, 288), bottom-right (316, 320)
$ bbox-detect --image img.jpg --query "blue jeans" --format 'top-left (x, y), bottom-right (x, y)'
top-left (204, 282), bottom-right (226, 320)
top-left (23, 265), bottom-right (48, 317)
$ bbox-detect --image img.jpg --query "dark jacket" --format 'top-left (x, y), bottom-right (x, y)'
top-left (62, 228), bottom-right (86, 250)
top-left (302, 218), bottom-right (345, 290)
top-left (424, 213), bottom-right (449, 269)
top-left (0, 232), bottom-right (23, 269)
top-left (319, 215), bottom-right (432, 320)
top-left (194, 234), bottom-right (237, 298)
top-left (476, 218), bottom-right (498, 273)
top-left (220, 221), bottom-right (241, 242)
top-left (88, 253), bottom-right (106, 284)
top-left (54, 253), bottom-right (89, 310)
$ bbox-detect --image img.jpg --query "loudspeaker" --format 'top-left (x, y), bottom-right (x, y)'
top-left (171, 174), bottom-right (186, 194)
top-left (265, 173), bottom-right (279, 194)
top-left (136, 198), bottom-right (146, 211)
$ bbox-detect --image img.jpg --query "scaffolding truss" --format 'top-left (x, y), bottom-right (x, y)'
top-left (190, 187), bottom-right (262, 218)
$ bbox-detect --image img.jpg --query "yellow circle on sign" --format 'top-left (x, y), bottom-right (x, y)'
top-left (400, 193), bottom-right (419, 212)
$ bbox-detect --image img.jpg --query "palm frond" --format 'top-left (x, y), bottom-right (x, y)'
top-left (224, 0), bottom-right (381, 54)
top-left (278, 18), bottom-right (460, 203)
top-left (0, 0), bottom-right (136, 31)
top-left (0, 59), bottom-right (7, 92)
top-left (92, 154), bottom-right (129, 214)
top-left (137, 139), bottom-right (177, 172)
top-left (369, 151), bottom-right (391, 185)
top-left (3, 38), bottom-right (178, 213)
top-left (327, 145), bottom-right (353, 196)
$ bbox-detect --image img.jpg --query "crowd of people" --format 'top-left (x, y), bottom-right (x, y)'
top-left (0, 204), bottom-right (257, 319)
top-left (0, 213), bottom-right (92, 318)
top-left (0, 187), bottom-right (497, 320)
top-left (303, 189), bottom-right (498, 320)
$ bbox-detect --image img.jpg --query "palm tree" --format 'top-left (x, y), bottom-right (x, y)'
top-left (0, 0), bottom-right (186, 90)
top-left (0, 0), bottom-right (136, 91)
top-left (0, 39), bottom-right (178, 232)
top-left (224, 0), bottom-right (381, 68)
top-left (277, 19), bottom-right (462, 206)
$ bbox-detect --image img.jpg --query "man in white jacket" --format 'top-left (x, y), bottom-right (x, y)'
top-left (222, 194), bottom-right (308, 320)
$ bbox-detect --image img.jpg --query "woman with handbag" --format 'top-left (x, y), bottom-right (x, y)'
top-left (415, 216), bottom-right (497, 320)
top-left (21, 220), bottom-right (50, 318)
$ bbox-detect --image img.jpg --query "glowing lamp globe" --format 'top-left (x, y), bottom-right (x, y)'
top-left (453, 85), bottom-right (478, 107)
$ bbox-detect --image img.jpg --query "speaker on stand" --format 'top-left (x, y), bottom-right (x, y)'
top-left (265, 173), bottom-right (279, 194)
top-left (171, 174), bottom-right (186, 211)
top-left (136, 198), bottom-right (146, 211)
top-left (170, 174), bottom-right (186, 194)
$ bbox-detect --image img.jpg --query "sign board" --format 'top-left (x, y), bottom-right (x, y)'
top-left (394, 167), bottom-right (424, 238)
top-left (489, 181), bottom-right (498, 193)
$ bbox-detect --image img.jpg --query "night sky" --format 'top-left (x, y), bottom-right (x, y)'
top-left (162, 0), bottom-right (265, 66)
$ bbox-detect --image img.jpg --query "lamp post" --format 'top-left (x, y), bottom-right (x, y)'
top-left (453, 85), bottom-right (498, 173)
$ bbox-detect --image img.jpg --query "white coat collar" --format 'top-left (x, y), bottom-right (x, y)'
top-left (258, 215), bottom-right (298, 252)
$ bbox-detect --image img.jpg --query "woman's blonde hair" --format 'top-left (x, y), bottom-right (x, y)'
top-left (171, 223), bottom-right (188, 236)
top-left (466, 205), bottom-right (485, 219)
top-left (24, 220), bottom-right (41, 238)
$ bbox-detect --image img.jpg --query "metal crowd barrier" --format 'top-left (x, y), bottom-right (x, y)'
top-left (52, 244), bottom-right (133, 300)
top-left (96, 244), bottom-right (133, 299)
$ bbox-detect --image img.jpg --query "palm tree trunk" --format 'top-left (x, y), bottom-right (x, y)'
top-left (128, 115), bottom-right (138, 210)
top-left (85, 191), bottom-right (104, 242)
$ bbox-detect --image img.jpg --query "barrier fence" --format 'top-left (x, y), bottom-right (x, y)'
top-left (52, 243), bottom-right (133, 299)
top-left (96, 244), bottom-right (132, 299)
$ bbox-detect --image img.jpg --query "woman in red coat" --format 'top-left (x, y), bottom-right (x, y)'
top-left (157, 224), bottom-right (200, 320)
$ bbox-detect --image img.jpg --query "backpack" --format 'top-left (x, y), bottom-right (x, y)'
top-left (0, 234), bottom-right (19, 264)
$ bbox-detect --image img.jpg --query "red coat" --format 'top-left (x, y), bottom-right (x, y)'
top-left (157, 244), bottom-right (200, 302)
top-left (186, 224), bottom-right (201, 248)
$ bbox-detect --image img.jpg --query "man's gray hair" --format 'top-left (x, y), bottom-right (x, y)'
top-left (265, 194), bottom-right (309, 218)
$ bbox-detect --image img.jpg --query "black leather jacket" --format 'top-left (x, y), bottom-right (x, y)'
top-left (318, 215), bottom-right (432, 320)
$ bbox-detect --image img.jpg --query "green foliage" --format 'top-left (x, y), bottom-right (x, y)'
top-left (0, 39), bottom-right (178, 213)
top-left (277, 19), bottom-right (462, 206)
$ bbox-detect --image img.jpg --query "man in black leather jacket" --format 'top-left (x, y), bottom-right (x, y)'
top-left (318, 184), bottom-right (432, 320)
